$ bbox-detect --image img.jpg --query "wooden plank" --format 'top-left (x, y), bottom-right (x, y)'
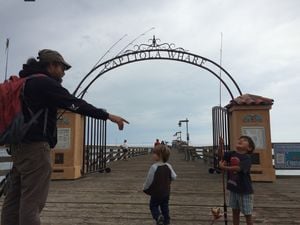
top-left (0, 150), bottom-right (299, 224)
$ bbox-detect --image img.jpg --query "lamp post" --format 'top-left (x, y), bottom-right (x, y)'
top-left (178, 118), bottom-right (189, 145)
top-left (173, 131), bottom-right (182, 141)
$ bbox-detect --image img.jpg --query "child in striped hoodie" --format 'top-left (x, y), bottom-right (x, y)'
top-left (143, 144), bottom-right (177, 225)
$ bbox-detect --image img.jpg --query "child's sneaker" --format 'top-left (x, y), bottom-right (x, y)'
top-left (156, 215), bottom-right (164, 225)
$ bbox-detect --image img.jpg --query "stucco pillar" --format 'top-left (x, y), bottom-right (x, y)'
top-left (227, 94), bottom-right (276, 182)
top-left (51, 111), bottom-right (84, 179)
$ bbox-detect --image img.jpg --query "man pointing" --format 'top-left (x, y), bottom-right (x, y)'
top-left (1, 49), bottom-right (128, 225)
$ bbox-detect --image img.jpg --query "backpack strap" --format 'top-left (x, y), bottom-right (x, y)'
top-left (23, 109), bottom-right (45, 129)
top-left (25, 74), bottom-right (48, 80)
top-left (22, 74), bottom-right (49, 137)
top-left (43, 108), bottom-right (48, 136)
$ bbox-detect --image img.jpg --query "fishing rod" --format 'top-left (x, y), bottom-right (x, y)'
top-left (115, 27), bottom-right (155, 56)
top-left (219, 137), bottom-right (228, 225)
top-left (57, 34), bottom-right (128, 120)
top-left (210, 136), bottom-right (228, 225)
top-left (77, 27), bottom-right (156, 98)
top-left (4, 38), bottom-right (10, 81)
top-left (219, 32), bottom-right (223, 107)
top-left (90, 34), bottom-right (128, 74)
top-left (72, 34), bottom-right (128, 96)
top-left (220, 137), bottom-right (228, 225)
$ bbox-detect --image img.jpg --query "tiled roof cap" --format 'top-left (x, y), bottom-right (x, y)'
top-left (226, 94), bottom-right (274, 108)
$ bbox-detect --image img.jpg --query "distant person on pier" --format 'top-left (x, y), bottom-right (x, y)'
top-left (219, 136), bottom-right (255, 225)
top-left (143, 144), bottom-right (177, 225)
top-left (154, 139), bottom-right (160, 147)
top-left (121, 139), bottom-right (129, 160)
top-left (161, 140), bottom-right (165, 145)
top-left (1, 49), bottom-right (129, 225)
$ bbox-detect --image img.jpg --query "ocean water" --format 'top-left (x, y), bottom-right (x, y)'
top-left (276, 170), bottom-right (300, 176)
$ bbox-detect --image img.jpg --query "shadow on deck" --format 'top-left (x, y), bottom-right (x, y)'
top-left (17, 150), bottom-right (300, 224)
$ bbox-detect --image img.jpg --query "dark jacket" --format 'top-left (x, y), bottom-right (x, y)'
top-left (143, 163), bottom-right (177, 199)
top-left (224, 151), bottom-right (253, 194)
top-left (19, 63), bottom-right (109, 148)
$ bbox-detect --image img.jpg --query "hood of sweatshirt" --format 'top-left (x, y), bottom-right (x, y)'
top-left (19, 63), bottom-right (62, 83)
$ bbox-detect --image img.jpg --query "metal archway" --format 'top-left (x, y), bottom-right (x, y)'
top-left (73, 36), bottom-right (242, 100)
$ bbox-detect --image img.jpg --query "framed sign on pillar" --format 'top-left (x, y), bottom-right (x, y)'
top-left (51, 110), bottom-right (84, 180)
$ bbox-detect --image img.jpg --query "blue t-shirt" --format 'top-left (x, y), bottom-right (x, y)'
top-left (223, 151), bottom-right (253, 194)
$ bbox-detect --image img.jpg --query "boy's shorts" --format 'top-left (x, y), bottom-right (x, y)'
top-left (229, 191), bottom-right (253, 215)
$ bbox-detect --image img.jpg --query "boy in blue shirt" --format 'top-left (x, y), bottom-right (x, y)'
top-left (219, 136), bottom-right (255, 225)
top-left (143, 144), bottom-right (177, 225)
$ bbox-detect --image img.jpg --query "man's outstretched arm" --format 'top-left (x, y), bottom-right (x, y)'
top-left (108, 114), bottom-right (129, 130)
top-left (39, 77), bottom-right (129, 130)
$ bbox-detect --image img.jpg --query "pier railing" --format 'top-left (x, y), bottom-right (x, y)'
top-left (82, 117), bottom-right (152, 174)
top-left (177, 143), bottom-right (300, 174)
top-left (172, 141), bottom-right (214, 162)
top-left (1, 144), bottom-right (151, 180)
top-left (83, 117), bottom-right (107, 174)
top-left (106, 146), bottom-right (151, 162)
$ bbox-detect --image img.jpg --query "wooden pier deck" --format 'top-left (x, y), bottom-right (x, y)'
top-left (3, 149), bottom-right (300, 225)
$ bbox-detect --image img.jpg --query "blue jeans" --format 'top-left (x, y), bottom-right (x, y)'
top-left (149, 195), bottom-right (170, 224)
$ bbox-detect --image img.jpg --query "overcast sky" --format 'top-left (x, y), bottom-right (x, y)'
top-left (1, 0), bottom-right (300, 146)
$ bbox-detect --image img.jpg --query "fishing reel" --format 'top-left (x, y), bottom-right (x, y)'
top-left (208, 167), bottom-right (221, 174)
top-left (98, 167), bottom-right (111, 173)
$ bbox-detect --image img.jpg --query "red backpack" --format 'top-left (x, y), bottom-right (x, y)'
top-left (0, 74), bottom-right (46, 145)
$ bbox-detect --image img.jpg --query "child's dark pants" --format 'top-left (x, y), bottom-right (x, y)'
top-left (150, 195), bottom-right (170, 224)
